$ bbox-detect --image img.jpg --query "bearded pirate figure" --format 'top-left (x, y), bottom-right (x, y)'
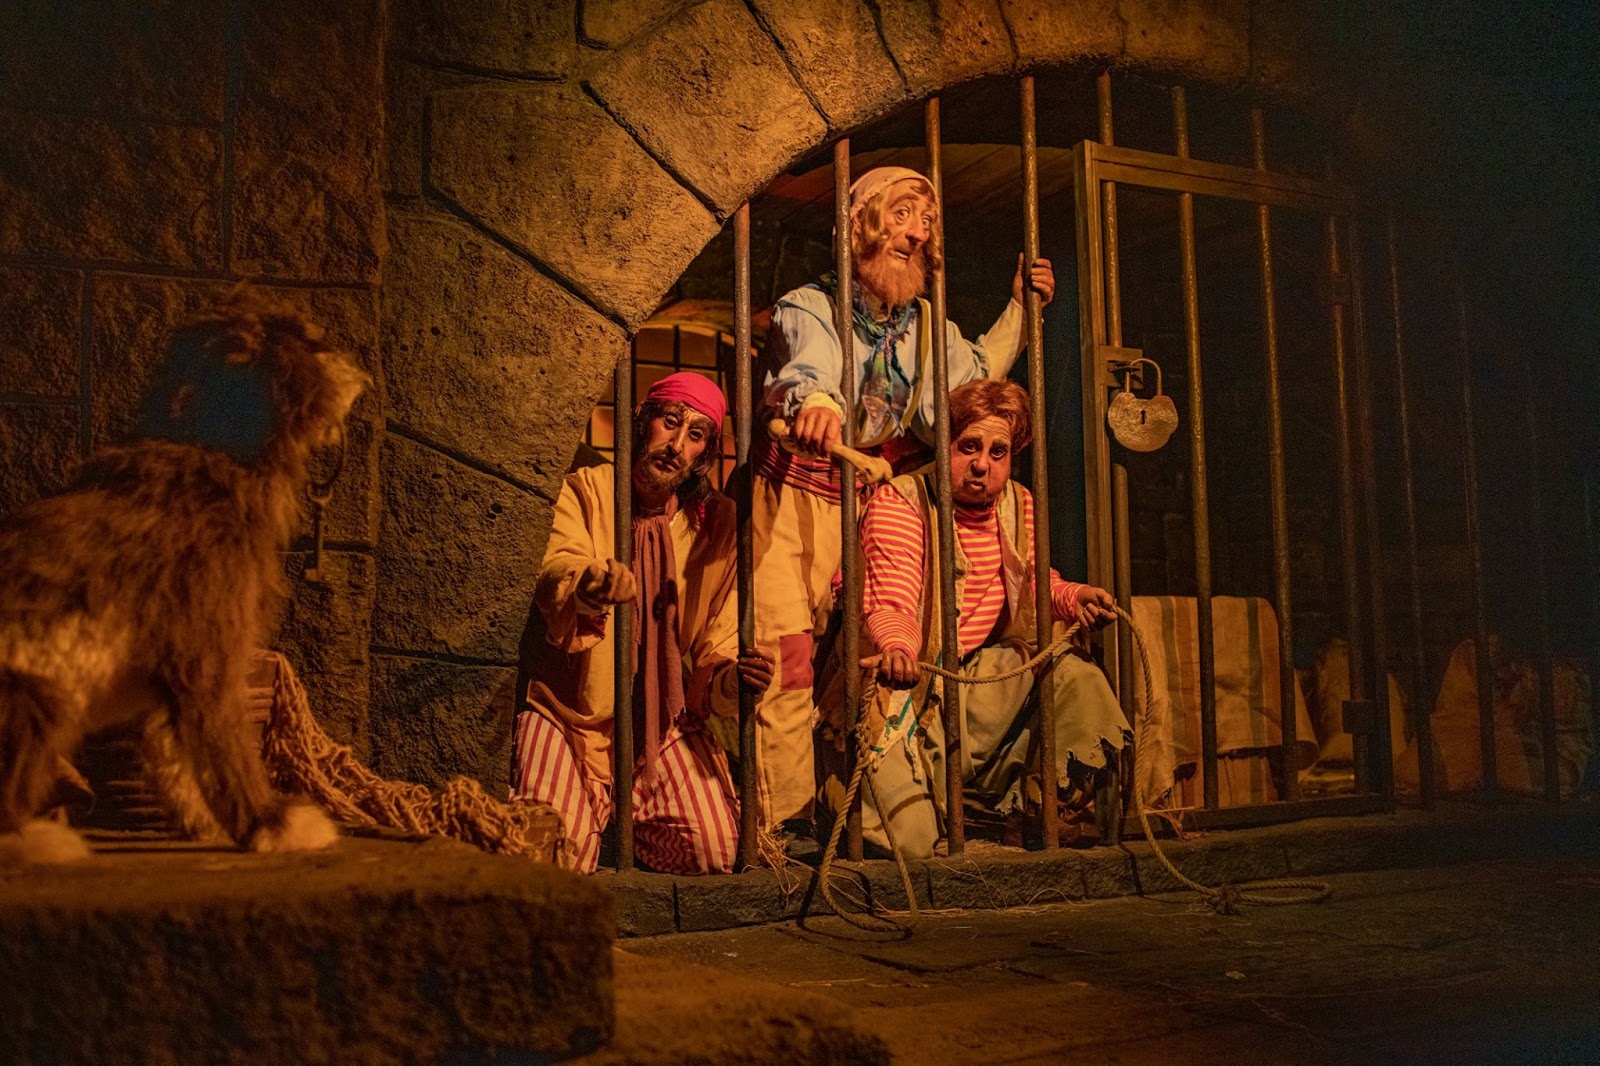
top-left (513, 373), bottom-right (773, 874)
top-left (753, 166), bottom-right (1057, 860)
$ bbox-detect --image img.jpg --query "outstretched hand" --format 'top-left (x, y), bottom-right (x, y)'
top-left (860, 649), bottom-right (920, 689)
top-left (576, 558), bottom-right (635, 612)
top-left (1012, 254), bottom-right (1056, 308)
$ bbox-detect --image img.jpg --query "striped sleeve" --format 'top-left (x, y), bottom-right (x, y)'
top-left (861, 484), bottom-right (925, 657)
top-left (1019, 491), bottom-right (1084, 622)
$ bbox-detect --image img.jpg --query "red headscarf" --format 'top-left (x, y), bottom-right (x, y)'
top-left (641, 371), bottom-right (726, 429)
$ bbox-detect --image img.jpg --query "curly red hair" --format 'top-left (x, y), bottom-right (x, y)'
top-left (949, 379), bottom-right (1032, 453)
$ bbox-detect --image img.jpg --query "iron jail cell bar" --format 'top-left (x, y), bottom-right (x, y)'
top-left (1171, 85), bottom-right (1222, 811)
top-left (734, 203), bottom-right (759, 870)
top-left (924, 94), bottom-right (966, 855)
top-left (834, 137), bottom-right (866, 862)
top-left (1346, 217), bottom-right (1396, 800)
top-left (1384, 209), bottom-right (1437, 809)
top-left (1098, 73), bottom-right (1137, 793)
top-left (613, 345), bottom-right (635, 871)
top-left (1455, 272), bottom-right (1497, 797)
top-left (1252, 105), bottom-right (1300, 804)
top-left (1020, 75), bottom-right (1061, 849)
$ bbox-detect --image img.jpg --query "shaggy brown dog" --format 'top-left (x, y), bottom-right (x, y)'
top-left (0, 288), bottom-right (369, 862)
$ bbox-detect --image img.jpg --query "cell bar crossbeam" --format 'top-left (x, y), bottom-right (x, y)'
top-left (1089, 142), bottom-right (1357, 212)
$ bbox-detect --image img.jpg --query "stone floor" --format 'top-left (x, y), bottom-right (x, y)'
top-left (5, 799), bottom-right (1598, 1063)
top-left (619, 852), bottom-right (1600, 1064)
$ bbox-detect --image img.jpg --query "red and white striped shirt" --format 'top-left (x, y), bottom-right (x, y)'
top-left (862, 482), bottom-right (1084, 659)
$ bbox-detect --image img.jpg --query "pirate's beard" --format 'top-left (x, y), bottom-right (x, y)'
top-left (857, 243), bottom-right (929, 312)
top-left (632, 444), bottom-right (692, 501)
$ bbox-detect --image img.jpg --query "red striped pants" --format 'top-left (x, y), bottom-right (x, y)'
top-left (511, 711), bottom-right (740, 875)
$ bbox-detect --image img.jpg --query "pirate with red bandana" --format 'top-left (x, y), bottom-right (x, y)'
top-left (513, 373), bottom-right (772, 874)
top-left (752, 166), bottom-right (1056, 860)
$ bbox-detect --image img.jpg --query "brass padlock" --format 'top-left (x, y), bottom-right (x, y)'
top-left (1107, 358), bottom-right (1178, 452)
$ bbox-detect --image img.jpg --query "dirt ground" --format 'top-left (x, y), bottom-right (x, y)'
top-left (620, 854), bottom-right (1600, 1064)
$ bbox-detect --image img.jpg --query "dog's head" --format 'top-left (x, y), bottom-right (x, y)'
top-left (139, 287), bottom-right (371, 470)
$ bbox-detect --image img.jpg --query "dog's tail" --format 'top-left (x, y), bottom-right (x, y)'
top-left (0, 668), bottom-right (69, 832)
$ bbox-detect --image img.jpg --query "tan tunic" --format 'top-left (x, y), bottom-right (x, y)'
top-left (527, 464), bottom-right (740, 790)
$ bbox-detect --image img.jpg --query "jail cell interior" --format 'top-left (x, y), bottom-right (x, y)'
top-left (600, 69), bottom-right (1594, 869)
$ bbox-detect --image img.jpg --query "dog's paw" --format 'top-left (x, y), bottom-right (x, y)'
top-left (0, 819), bottom-right (93, 864)
top-left (249, 803), bottom-right (338, 853)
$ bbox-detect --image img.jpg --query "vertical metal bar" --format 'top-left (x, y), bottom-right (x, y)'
top-left (1346, 220), bottom-right (1394, 803)
top-left (613, 354), bottom-right (635, 870)
top-left (1455, 275), bottom-right (1497, 794)
top-left (925, 97), bottom-right (965, 855)
top-left (1021, 76), bottom-right (1059, 849)
top-left (1525, 378), bottom-right (1560, 800)
top-left (1173, 86), bottom-right (1219, 810)
top-left (834, 138), bottom-right (864, 861)
top-left (1251, 107), bottom-right (1299, 803)
top-left (733, 203), bottom-right (759, 868)
top-left (1099, 74), bottom-right (1135, 726)
top-left (1385, 210), bottom-right (1435, 807)
top-left (1327, 213), bottom-right (1369, 794)
top-left (1074, 137), bottom-right (1114, 670)
top-left (1586, 478), bottom-right (1600, 793)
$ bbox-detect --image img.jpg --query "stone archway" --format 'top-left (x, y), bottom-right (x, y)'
top-left (374, 0), bottom-right (1359, 789)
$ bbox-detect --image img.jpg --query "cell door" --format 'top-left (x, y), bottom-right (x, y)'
top-left (1073, 134), bottom-right (1392, 826)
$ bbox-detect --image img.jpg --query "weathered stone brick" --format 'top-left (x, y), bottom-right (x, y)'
top-left (234, 0), bottom-right (384, 282)
top-left (747, 0), bottom-right (909, 130)
top-left (586, 0), bottom-right (829, 215)
top-left (277, 550), bottom-right (375, 759)
top-left (0, 265), bottom-right (81, 399)
top-left (0, 1), bottom-right (225, 125)
top-left (429, 81), bottom-right (718, 326)
top-left (384, 59), bottom-right (483, 201)
top-left (385, 204), bottom-right (624, 499)
top-left (391, 0), bottom-right (575, 78)
top-left (0, 404), bottom-right (80, 515)
top-left (0, 114), bottom-right (223, 270)
top-left (873, 0), bottom-right (1017, 96)
top-left (1118, 0), bottom-right (1250, 86)
top-left (1002, 0), bottom-right (1122, 70)
top-left (374, 433), bottom-right (551, 664)
top-left (580, 0), bottom-right (687, 49)
top-left (368, 653), bottom-right (520, 794)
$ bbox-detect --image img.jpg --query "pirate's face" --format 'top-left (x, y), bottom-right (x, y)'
top-left (634, 401), bottom-right (714, 497)
top-left (951, 415), bottom-right (1013, 506)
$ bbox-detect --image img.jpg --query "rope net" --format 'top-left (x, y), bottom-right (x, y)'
top-left (257, 652), bottom-right (567, 863)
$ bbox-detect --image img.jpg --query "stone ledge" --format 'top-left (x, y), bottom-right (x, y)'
top-left (0, 832), bottom-right (612, 1064)
top-left (607, 801), bottom-right (1600, 936)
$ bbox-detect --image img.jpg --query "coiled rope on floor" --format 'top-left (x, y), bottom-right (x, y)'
top-left (815, 606), bottom-right (1329, 933)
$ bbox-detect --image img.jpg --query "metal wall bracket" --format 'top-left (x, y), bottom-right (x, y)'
top-left (1342, 698), bottom-right (1375, 735)
top-left (1098, 345), bottom-right (1145, 390)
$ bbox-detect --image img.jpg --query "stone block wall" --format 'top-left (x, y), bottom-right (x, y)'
top-left (0, 1), bottom-right (385, 753)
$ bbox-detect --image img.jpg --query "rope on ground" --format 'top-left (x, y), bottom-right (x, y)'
top-left (814, 606), bottom-right (1330, 932)
top-left (1119, 607), bottom-right (1330, 914)
top-left (257, 652), bottom-right (567, 864)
